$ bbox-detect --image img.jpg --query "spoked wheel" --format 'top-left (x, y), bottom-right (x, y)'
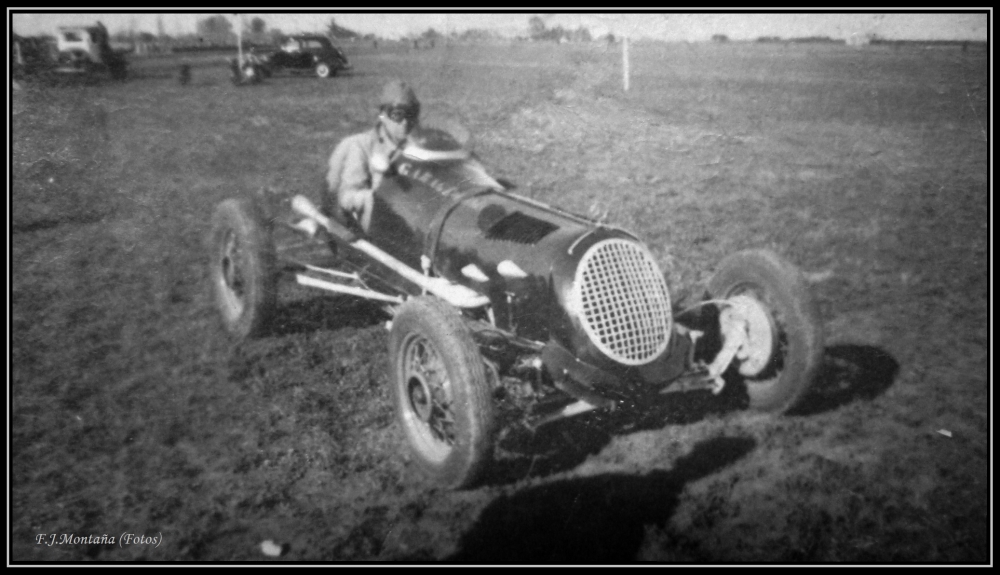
top-left (389, 297), bottom-right (496, 489)
top-left (209, 198), bottom-right (276, 339)
top-left (708, 249), bottom-right (824, 414)
top-left (400, 333), bottom-right (457, 462)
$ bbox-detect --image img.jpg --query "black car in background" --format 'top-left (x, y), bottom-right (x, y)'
top-left (253, 35), bottom-right (350, 79)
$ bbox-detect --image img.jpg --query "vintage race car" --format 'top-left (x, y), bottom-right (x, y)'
top-left (251, 35), bottom-right (350, 79)
top-left (209, 125), bottom-right (824, 489)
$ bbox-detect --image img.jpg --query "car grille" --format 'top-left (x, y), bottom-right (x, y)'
top-left (569, 238), bottom-right (672, 365)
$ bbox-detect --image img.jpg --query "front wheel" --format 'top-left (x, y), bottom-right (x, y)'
top-left (315, 62), bottom-right (331, 78)
top-left (708, 249), bottom-right (824, 414)
top-left (209, 198), bottom-right (277, 339)
top-left (388, 297), bottom-right (496, 489)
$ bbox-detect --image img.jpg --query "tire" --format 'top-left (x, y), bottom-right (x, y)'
top-left (388, 297), bottom-right (496, 489)
top-left (707, 249), bottom-right (824, 414)
top-left (315, 62), bottom-right (331, 78)
top-left (209, 198), bottom-right (277, 339)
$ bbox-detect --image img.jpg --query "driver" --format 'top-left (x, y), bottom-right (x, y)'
top-left (322, 79), bottom-right (420, 232)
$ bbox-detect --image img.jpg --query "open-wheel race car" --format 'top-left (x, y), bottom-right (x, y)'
top-left (209, 125), bottom-right (824, 489)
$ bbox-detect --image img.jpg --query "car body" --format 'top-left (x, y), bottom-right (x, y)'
top-left (253, 35), bottom-right (350, 79)
top-left (209, 125), bottom-right (824, 489)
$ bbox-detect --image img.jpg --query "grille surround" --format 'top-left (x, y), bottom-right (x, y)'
top-left (568, 238), bottom-right (672, 366)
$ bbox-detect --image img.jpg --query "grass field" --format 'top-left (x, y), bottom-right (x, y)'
top-left (10, 40), bottom-right (990, 563)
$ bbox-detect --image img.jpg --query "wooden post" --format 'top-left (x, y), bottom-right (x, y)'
top-left (623, 35), bottom-right (630, 92)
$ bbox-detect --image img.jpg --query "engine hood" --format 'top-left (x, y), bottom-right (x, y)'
top-left (364, 126), bottom-right (674, 378)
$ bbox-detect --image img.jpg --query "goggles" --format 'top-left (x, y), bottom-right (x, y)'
top-left (384, 106), bottom-right (419, 124)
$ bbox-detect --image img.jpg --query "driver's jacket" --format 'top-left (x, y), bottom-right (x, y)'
top-left (324, 124), bottom-right (402, 230)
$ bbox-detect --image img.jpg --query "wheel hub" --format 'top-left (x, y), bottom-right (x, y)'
top-left (218, 231), bottom-right (246, 315)
top-left (401, 336), bottom-right (455, 455)
top-left (407, 376), bottom-right (434, 423)
top-left (702, 293), bottom-right (777, 391)
top-left (726, 294), bottom-right (776, 377)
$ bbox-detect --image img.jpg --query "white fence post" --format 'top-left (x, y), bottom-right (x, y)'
top-left (623, 35), bottom-right (630, 92)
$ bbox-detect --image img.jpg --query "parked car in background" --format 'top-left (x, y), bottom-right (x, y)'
top-left (253, 35), bottom-right (350, 79)
top-left (12, 34), bottom-right (56, 80)
top-left (54, 23), bottom-right (128, 80)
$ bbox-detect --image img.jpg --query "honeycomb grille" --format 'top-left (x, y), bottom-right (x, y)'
top-left (570, 239), bottom-right (672, 366)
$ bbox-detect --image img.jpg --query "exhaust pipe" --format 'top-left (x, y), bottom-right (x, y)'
top-left (291, 195), bottom-right (490, 309)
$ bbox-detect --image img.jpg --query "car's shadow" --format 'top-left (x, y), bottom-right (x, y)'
top-left (792, 344), bottom-right (899, 416)
top-left (483, 344), bottom-right (898, 487)
top-left (265, 295), bottom-right (388, 337)
top-left (258, 71), bottom-right (358, 81)
top-left (448, 435), bottom-right (757, 563)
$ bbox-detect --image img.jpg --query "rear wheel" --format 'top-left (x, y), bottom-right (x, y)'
top-left (315, 62), bottom-right (331, 78)
top-left (209, 198), bottom-right (277, 339)
top-left (708, 249), bottom-right (824, 413)
top-left (389, 297), bottom-right (496, 489)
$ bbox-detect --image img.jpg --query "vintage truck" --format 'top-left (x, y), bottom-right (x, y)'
top-left (54, 23), bottom-right (128, 80)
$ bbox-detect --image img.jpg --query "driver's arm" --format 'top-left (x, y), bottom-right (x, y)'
top-left (325, 135), bottom-right (376, 229)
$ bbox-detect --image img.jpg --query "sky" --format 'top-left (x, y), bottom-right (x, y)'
top-left (9, 11), bottom-right (990, 43)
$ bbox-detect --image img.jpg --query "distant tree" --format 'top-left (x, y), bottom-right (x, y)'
top-left (249, 17), bottom-right (266, 35)
top-left (546, 26), bottom-right (567, 42)
top-left (137, 31), bottom-right (157, 43)
top-left (527, 16), bottom-right (568, 43)
top-left (196, 14), bottom-right (234, 44)
top-left (461, 28), bottom-right (499, 43)
top-left (420, 28), bottom-right (440, 48)
top-left (711, 34), bottom-right (729, 43)
top-left (788, 36), bottom-right (842, 44)
top-left (197, 15), bottom-right (233, 36)
top-left (268, 28), bottom-right (285, 44)
top-left (528, 16), bottom-right (546, 40)
top-left (573, 26), bottom-right (592, 42)
top-left (326, 17), bottom-right (360, 40)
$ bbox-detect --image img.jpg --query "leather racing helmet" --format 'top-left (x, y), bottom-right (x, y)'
top-left (379, 79), bottom-right (420, 117)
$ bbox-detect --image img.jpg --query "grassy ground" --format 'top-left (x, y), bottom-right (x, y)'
top-left (10, 40), bottom-right (989, 563)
